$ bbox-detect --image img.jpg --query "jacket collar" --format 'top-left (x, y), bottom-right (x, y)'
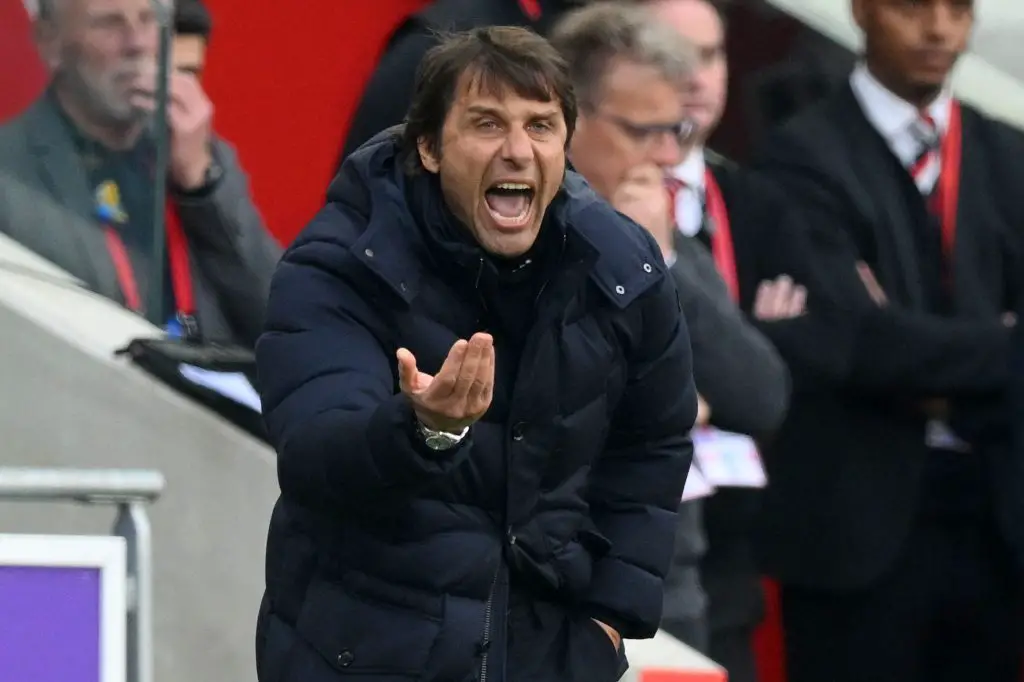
top-left (334, 130), bottom-right (663, 310)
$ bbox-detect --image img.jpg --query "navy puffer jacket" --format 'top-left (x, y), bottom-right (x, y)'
top-left (255, 130), bottom-right (696, 682)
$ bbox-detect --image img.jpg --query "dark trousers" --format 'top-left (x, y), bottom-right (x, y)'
top-left (782, 516), bottom-right (1023, 682)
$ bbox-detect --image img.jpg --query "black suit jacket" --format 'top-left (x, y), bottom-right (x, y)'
top-left (1007, 302), bottom-right (1024, 570)
top-left (749, 83), bottom-right (1023, 590)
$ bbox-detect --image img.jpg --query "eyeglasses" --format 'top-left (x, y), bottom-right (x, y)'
top-left (593, 111), bottom-right (697, 148)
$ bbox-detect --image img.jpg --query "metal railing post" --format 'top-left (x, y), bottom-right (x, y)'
top-left (114, 501), bottom-right (155, 682)
top-left (0, 467), bottom-right (165, 682)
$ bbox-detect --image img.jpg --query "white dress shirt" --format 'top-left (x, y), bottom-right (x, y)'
top-left (670, 148), bottom-right (707, 237)
top-left (849, 63), bottom-right (952, 193)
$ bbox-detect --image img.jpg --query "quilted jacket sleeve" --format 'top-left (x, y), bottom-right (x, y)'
top-left (256, 206), bottom-right (470, 513)
top-left (584, 250), bottom-right (698, 639)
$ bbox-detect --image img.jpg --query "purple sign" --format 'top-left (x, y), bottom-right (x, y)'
top-left (0, 565), bottom-right (101, 682)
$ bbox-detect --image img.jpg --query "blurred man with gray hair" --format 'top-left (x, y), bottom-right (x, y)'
top-left (0, 0), bottom-right (280, 346)
top-left (551, 0), bottom-right (790, 657)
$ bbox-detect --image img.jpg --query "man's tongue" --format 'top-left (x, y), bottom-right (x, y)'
top-left (485, 191), bottom-right (528, 218)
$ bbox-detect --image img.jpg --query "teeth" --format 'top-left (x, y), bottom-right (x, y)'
top-left (494, 182), bottom-right (531, 191)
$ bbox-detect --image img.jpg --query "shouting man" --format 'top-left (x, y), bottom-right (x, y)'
top-left (255, 24), bottom-right (697, 682)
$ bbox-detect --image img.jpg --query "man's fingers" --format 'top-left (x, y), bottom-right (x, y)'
top-left (396, 348), bottom-right (418, 393)
top-left (753, 280), bottom-right (773, 318)
top-left (466, 341), bottom-right (496, 412)
top-left (696, 394), bottom-right (711, 426)
top-left (754, 277), bottom-right (807, 320)
top-left (452, 334), bottom-right (492, 401)
top-left (430, 339), bottom-right (468, 396)
top-left (856, 262), bottom-right (887, 306)
top-left (451, 337), bottom-right (484, 399)
top-left (773, 275), bottom-right (793, 295)
top-left (763, 278), bottom-right (788, 315)
top-left (789, 285), bottom-right (807, 316)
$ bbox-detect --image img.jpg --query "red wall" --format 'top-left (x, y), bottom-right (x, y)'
top-left (0, 2), bottom-right (47, 122)
top-left (202, 0), bottom-right (429, 245)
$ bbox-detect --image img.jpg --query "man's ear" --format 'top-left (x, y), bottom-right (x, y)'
top-left (417, 137), bottom-right (441, 174)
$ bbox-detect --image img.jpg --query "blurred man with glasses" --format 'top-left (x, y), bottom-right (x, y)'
top-left (552, 1), bottom-right (790, 655)
top-left (642, 1), bottom-right (811, 679)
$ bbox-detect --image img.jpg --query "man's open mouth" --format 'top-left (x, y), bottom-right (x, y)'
top-left (484, 182), bottom-right (535, 227)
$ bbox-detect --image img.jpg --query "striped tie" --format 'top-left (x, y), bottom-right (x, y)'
top-left (666, 177), bottom-right (712, 246)
top-left (909, 113), bottom-right (941, 196)
top-left (665, 176), bottom-right (685, 227)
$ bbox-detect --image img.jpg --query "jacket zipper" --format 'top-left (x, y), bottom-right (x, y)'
top-left (478, 564), bottom-right (500, 682)
top-left (478, 233), bottom-right (567, 682)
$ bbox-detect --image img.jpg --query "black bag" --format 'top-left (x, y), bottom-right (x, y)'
top-left (117, 337), bottom-right (269, 443)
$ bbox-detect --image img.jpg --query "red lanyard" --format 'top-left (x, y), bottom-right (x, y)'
top-left (518, 0), bottom-right (542, 21)
top-left (931, 100), bottom-right (962, 277)
top-left (704, 169), bottom-right (739, 303)
top-left (103, 202), bottom-right (195, 323)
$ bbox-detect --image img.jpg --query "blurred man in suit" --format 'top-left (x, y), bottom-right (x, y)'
top-left (753, 1), bottom-right (1023, 680)
top-left (553, 1), bottom-right (791, 656)
top-left (645, 2), bottom-right (805, 679)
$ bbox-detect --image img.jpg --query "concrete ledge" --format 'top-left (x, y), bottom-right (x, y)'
top-left (0, 233), bottom-right (161, 363)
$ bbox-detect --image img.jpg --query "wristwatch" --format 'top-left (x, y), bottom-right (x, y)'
top-left (176, 152), bottom-right (224, 197)
top-left (416, 421), bottom-right (469, 451)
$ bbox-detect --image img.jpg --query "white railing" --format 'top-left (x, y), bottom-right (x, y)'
top-left (0, 467), bottom-right (165, 682)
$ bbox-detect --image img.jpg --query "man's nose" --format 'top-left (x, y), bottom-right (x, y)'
top-left (923, 2), bottom-right (960, 41)
top-left (501, 127), bottom-right (534, 168)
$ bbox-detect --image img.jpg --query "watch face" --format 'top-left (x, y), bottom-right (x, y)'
top-left (425, 434), bottom-right (450, 451)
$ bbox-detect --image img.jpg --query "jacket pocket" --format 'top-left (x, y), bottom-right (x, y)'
top-left (295, 571), bottom-right (443, 677)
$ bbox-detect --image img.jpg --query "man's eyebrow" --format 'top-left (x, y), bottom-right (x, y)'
top-left (465, 105), bottom-right (561, 119)
top-left (466, 105), bottom-right (504, 117)
top-left (529, 109), bottom-right (562, 120)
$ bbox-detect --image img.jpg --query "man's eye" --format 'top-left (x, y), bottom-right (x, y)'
top-left (529, 122), bottom-right (551, 132)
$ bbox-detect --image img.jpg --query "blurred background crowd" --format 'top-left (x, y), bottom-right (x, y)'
top-left (2, 0), bottom-right (1024, 681)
